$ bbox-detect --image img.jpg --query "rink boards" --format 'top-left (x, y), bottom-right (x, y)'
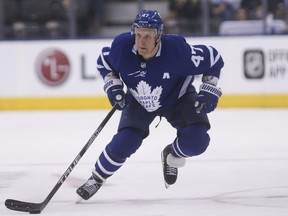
top-left (0, 35), bottom-right (288, 110)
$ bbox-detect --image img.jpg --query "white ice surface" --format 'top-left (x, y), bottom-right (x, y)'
top-left (0, 108), bottom-right (288, 216)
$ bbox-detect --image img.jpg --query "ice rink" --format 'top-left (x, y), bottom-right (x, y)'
top-left (1, 108), bottom-right (288, 216)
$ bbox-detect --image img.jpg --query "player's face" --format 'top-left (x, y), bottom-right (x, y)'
top-left (134, 28), bottom-right (159, 60)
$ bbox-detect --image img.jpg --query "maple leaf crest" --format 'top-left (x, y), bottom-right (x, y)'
top-left (129, 81), bottom-right (163, 112)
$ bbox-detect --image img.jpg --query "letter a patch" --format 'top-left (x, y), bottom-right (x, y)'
top-left (163, 72), bottom-right (170, 79)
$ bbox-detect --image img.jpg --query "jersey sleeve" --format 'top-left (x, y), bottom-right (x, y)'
top-left (97, 32), bottom-right (133, 79)
top-left (97, 47), bottom-right (115, 79)
top-left (189, 44), bottom-right (224, 78)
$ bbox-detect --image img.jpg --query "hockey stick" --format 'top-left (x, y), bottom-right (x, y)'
top-left (5, 105), bottom-right (117, 214)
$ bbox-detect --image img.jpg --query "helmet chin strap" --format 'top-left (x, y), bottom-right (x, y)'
top-left (154, 35), bottom-right (161, 47)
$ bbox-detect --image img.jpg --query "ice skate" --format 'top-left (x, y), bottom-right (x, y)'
top-left (76, 173), bottom-right (104, 200)
top-left (161, 144), bottom-right (185, 188)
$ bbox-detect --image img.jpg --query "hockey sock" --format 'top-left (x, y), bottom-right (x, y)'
top-left (94, 128), bottom-right (144, 179)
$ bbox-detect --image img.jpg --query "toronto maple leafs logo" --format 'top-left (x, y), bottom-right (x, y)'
top-left (129, 81), bottom-right (163, 112)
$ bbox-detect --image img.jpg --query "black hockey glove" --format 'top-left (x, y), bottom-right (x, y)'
top-left (104, 77), bottom-right (126, 110)
top-left (195, 83), bottom-right (222, 113)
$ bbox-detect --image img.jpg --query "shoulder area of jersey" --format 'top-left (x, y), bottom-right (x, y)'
top-left (112, 32), bottom-right (134, 46)
top-left (162, 34), bottom-right (186, 42)
top-left (161, 34), bottom-right (188, 48)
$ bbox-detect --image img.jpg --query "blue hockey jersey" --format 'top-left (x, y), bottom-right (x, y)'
top-left (97, 32), bottom-right (224, 112)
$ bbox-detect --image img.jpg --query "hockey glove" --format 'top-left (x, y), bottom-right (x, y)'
top-left (195, 83), bottom-right (222, 113)
top-left (104, 77), bottom-right (126, 110)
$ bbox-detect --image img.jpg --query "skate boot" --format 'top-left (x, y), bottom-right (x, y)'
top-left (161, 144), bottom-right (185, 188)
top-left (76, 173), bottom-right (104, 200)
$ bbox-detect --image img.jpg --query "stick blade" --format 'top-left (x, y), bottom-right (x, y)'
top-left (5, 199), bottom-right (42, 214)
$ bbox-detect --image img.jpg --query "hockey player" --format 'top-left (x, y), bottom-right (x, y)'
top-left (77, 9), bottom-right (224, 200)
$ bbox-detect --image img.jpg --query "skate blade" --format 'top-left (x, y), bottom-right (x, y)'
top-left (75, 196), bottom-right (83, 204)
top-left (165, 182), bottom-right (170, 189)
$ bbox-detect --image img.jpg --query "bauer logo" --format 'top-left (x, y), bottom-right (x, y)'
top-left (243, 50), bottom-right (265, 79)
top-left (35, 48), bottom-right (71, 86)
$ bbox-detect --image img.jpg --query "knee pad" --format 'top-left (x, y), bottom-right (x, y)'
top-left (172, 124), bottom-right (210, 157)
top-left (106, 128), bottom-right (144, 160)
